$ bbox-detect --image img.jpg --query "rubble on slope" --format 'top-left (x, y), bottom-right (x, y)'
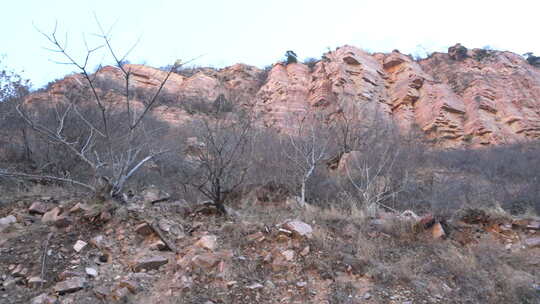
top-left (0, 190), bottom-right (538, 304)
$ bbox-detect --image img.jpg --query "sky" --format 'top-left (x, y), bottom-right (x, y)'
top-left (1, 0), bottom-right (539, 89)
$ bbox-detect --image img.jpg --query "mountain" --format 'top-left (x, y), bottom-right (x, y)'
top-left (30, 43), bottom-right (540, 148)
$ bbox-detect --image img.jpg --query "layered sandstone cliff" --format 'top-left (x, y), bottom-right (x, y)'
top-left (27, 44), bottom-right (540, 147)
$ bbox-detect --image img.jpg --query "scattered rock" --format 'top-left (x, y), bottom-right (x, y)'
top-left (30, 293), bottom-right (57, 304)
top-left (111, 287), bottom-right (131, 301)
top-left (85, 267), bottom-right (98, 278)
top-left (93, 285), bottom-right (110, 300)
top-left (191, 253), bottom-right (220, 270)
top-left (158, 219), bottom-right (174, 232)
top-left (500, 223), bottom-right (512, 231)
top-left (58, 271), bottom-right (83, 281)
top-left (246, 282), bottom-right (264, 290)
top-left (296, 281), bottom-right (307, 288)
top-left (0, 215), bottom-right (16, 229)
top-left (73, 240), bottom-right (88, 253)
top-left (3, 277), bottom-right (23, 287)
top-left (300, 246), bottom-right (310, 256)
top-left (42, 207), bottom-right (61, 223)
top-left (98, 211), bottom-right (112, 223)
top-left (11, 264), bottom-right (28, 277)
top-left (527, 221), bottom-right (540, 230)
top-left (69, 202), bottom-right (91, 214)
top-left (430, 222), bottom-right (445, 239)
top-left (132, 255), bottom-right (168, 272)
top-left (513, 219), bottom-right (530, 228)
top-left (29, 202), bottom-right (49, 215)
top-left (27, 276), bottom-right (46, 288)
top-left (53, 277), bottom-right (86, 294)
top-left (418, 214), bottom-right (435, 228)
top-left (281, 250), bottom-right (295, 261)
top-left (282, 220), bottom-right (313, 238)
top-left (41, 207), bottom-right (71, 227)
top-left (141, 187), bottom-right (169, 205)
top-left (246, 231), bottom-right (265, 242)
top-left (341, 254), bottom-right (368, 274)
top-left (53, 216), bottom-right (72, 228)
top-left (195, 235), bottom-right (218, 251)
top-left (271, 257), bottom-right (289, 272)
top-left (135, 222), bottom-right (154, 236)
top-left (149, 240), bottom-right (168, 251)
top-left (524, 237), bottom-right (540, 248)
top-left (400, 210), bottom-right (419, 220)
top-left (89, 235), bottom-right (110, 250)
top-left (278, 228), bottom-right (292, 236)
top-left (119, 279), bottom-right (141, 294)
top-left (264, 280), bottom-right (276, 289)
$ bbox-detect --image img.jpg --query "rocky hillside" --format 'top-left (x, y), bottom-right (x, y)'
top-left (28, 43), bottom-right (540, 148)
top-left (0, 188), bottom-right (539, 303)
top-left (3, 43), bottom-right (540, 303)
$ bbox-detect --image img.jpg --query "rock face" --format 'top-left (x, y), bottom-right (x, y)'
top-left (26, 43), bottom-right (540, 147)
top-left (420, 46), bottom-right (540, 146)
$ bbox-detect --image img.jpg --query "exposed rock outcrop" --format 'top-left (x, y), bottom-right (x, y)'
top-left (26, 43), bottom-right (540, 147)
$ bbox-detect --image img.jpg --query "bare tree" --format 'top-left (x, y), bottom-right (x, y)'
top-left (0, 55), bottom-right (30, 104)
top-left (180, 104), bottom-right (254, 214)
top-left (341, 122), bottom-right (407, 213)
top-left (284, 113), bottom-right (334, 205)
top-left (0, 59), bottom-right (32, 163)
top-left (0, 21), bottom-right (181, 200)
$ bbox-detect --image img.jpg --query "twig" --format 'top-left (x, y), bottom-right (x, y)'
top-left (149, 197), bottom-right (171, 205)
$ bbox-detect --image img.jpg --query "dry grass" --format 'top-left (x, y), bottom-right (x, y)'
top-left (294, 198), bottom-right (540, 303)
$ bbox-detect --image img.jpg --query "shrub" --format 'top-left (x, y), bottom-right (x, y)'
top-left (0, 23), bottom-right (183, 200)
top-left (0, 56), bottom-right (30, 103)
top-left (524, 52), bottom-right (540, 67)
top-left (285, 50), bottom-right (298, 65)
top-left (473, 48), bottom-right (491, 61)
top-left (178, 106), bottom-right (254, 214)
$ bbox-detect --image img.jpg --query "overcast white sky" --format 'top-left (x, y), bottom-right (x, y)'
top-left (2, 0), bottom-right (539, 88)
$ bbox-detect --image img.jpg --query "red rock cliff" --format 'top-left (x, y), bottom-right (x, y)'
top-left (28, 44), bottom-right (540, 147)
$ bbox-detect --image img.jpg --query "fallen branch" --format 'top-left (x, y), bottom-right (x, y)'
top-left (149, 196), bottom-right (171, 205)
top-left (40, 232), bottom-right (53, 288)
top-left (0, 171), bottom-right (95, 192)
